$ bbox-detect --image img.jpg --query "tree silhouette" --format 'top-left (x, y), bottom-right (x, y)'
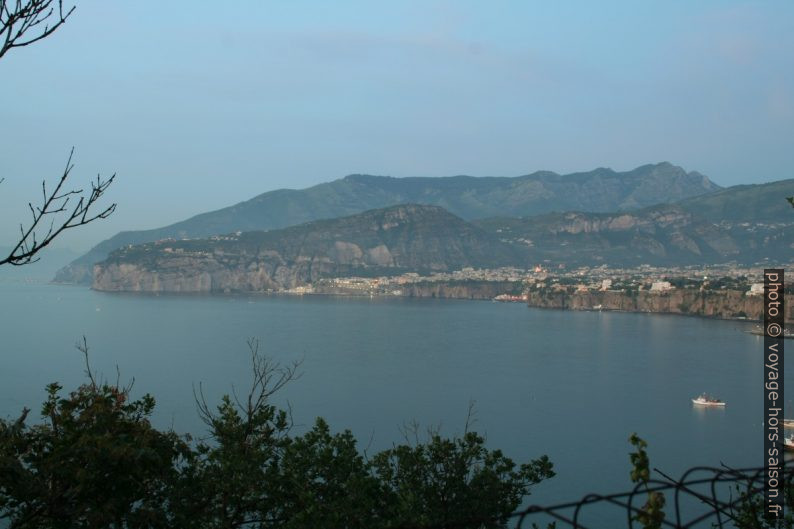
top-left (1, 1), bottom-right (115, 267)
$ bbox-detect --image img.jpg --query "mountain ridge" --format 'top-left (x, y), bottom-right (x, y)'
top-left (474, 178), bottom-right (794, 266)
top-left (56, 162), bottom-right (719, 283)
top-left (92, 178), bottom-right (794, 294)
top-left (92, 204), bottom-right (522, 293)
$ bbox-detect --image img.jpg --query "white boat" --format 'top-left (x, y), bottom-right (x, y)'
top-left (784, 436), bottom-right (794, 451)
top-left (692, 393), bottom-right (726, 407)
top-left (784, 419), bottom-right (794, 429)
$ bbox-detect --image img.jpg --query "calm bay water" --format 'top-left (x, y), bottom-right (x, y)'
top-left (0, 281), bottom-right (774, 524)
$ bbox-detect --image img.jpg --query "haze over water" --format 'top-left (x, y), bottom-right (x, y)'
top-left (0, 280), bottom-right (768, 523)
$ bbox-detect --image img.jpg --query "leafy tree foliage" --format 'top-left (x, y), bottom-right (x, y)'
top-left (627, 433), bottom-right (665, 529)
top-left (0, 380), bottom-right (187, 528)
top-left (0, 341), bottom-right (554, 528)
top-left (372, 431), bottom-right (554, 528)
top-left (274, 418), bottom-right (385, 529)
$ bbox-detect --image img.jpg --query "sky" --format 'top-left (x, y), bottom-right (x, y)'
top-left (1, 1), bottom-right (793, 252)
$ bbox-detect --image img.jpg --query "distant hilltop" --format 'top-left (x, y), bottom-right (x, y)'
top-left (92, 204), bottom-right (521, 293)
top-left (476, 178), bottom-right (794, 267)
top-left (91, 184), bottom-right (794, 294)
top-left (57, 162), bottom-right (719, 284)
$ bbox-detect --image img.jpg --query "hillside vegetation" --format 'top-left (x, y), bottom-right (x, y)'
top-left (57, 162), bottom-right (718, 283)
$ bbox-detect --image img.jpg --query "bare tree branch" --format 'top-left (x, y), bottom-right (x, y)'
top-left (75, 335), bottom-right (96, 389)
top-left (0, 0), bottom-right (75, 60)
top-left (0, 148), bottom-right (116, 266)
top-left (193, 338), bottom-right (303, 434)
top-left (0, 4), bottom-right (114, 269)
top-left (463, 399), bottom-right (477, 434)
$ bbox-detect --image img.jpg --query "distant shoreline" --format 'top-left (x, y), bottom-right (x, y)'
top-left (525, 287), bottom-right (794, 324)
top-left (38, 279), bottom-right (794, 326)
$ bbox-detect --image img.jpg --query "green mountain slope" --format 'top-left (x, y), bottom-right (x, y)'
top-left (93, 205), bottom-right (524, 292)
top-left (475, 178), bottom-right (794, 266)
top-left (676, 179), bottom-right (794, 222)
top-left (56, 162), bottom-right (718, 283)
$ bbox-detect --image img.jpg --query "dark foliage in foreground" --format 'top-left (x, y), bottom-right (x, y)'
top-left (0, 341), bottom-right (554, 528)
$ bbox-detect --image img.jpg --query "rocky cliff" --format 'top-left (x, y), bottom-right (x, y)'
top-left (476, 200), bottom-right (794, 266)
top-left (93, 205), bottom-right (522, 293)
top-left (526, 288), bottom-right (794, 322)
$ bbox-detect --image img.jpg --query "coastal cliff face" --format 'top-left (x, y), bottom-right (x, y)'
top-left (309, 281), bottom-right (524, 300)
top-left (93, 260), bottom-right (283, 293)
top-left (92, 248), bottom-right (395, 293)
top-left (93, 205), bottom-right (520, 293)
top-left (92, 254), bottom-right (362, 293)
top-left (526, 288), bottom-right (794, 322)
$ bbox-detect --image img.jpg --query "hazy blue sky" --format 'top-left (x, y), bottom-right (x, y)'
top-left (2, 1), bottom-right (793, 251)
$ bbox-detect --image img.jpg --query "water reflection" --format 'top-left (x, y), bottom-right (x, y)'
top-left (691, 403), bottom-right (727, 419)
